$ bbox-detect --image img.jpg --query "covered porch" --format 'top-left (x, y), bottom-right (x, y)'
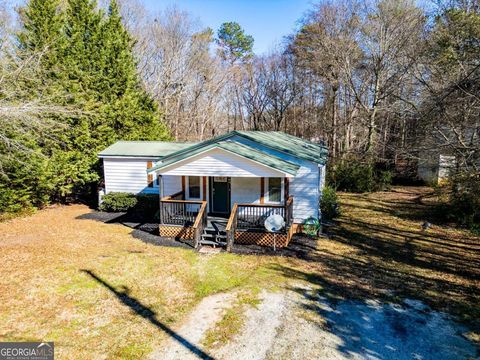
top-left (151, 145), bottom-right (301, 251)
top-left (157, 177), bottom-right (296, 251)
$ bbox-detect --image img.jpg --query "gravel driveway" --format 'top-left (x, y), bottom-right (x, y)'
top-left (152, 286), bottom-right (478, 360)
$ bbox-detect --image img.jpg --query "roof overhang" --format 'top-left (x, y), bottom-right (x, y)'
top-left (98, 155), bottom-right (161, 160)
top-left (149, 145), bottom-right (298, 177)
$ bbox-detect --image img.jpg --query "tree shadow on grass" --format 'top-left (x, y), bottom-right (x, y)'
top-left (295, 187), bottom-right (480, 328)
top-left (76, 211), bottom-right (195, 249)
top-left (332, 220), bottom-right (480, 281)
top-left (269, 263), bottom-right (480, 359)
top-left (80, 269), bottom-right (215, 360)
top-left (269, 232), bottom-right (480, 325)
top-left (339, 187), bottom-right (453, 225)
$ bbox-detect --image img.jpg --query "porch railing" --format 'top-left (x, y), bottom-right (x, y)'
top-left (159, 198), bottom-right (202, 226)
top-left (193, 201), bottom-right (208, 249)
top-left (236, 196), bottom-right (294, 231)
top-left (162, 190), bottom-right (184, 201)
top-left (225, 203), bottom-right (238, 252)
top-left (225, 196), bottom-right (294, 251)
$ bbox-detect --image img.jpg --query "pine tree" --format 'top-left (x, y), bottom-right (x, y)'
top-left (17, 0), bottom-right (63, 55)
top-left (7, 0), bottom-right (171, 209)
top-left (99, 0), bottom-right (169, 141)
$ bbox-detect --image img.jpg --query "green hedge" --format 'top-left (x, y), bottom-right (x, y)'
top-left (99, 192), bottom-right (138, 212)
top-left (99, 192), bottom-right (159, 221)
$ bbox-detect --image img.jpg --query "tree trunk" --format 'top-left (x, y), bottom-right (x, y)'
top-left (331, 86), bottom-right (338, 159)
top-left (366, 107), bottom-right (377, 155)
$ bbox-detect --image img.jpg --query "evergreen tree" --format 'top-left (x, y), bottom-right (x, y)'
top-left (99, 0), bottom-right (169, 141)
top-left (216, 22), bottom-right (254, 63)
top-left (17, 0), bottom-right (63, 55)
top-left (4, 0), bottom-right (170, 211)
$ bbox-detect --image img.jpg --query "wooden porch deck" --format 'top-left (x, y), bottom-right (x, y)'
top-left (158, 191), bottom-right (297, 251)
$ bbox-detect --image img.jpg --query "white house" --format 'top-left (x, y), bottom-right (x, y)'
top-left (99, 131), bottom-right (328, 250)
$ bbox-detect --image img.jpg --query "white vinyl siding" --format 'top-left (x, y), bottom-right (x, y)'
top-left (103, 158), bottom-right (180, 196)
top-left (103, 158), bottom-right (158, 194)
top-left (162, 175), bottom-right (182, 197)
top-left (289, 162), bottom-right (320, 222)
top-left (231, 135), bottom-right (322, 222)
top-left (159, 148), bottom-right (287, 178)
top-left (231, 177), bottom-right (261, 206)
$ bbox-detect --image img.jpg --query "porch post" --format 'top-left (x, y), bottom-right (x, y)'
top-left (284, 177), bottom-right (289, 205)
top-left (181, 176), bottom-right (186, 195)
top-left (202, 176), bottom-right (207, 201)
top-left (158, 175), bottom-right (163, 225)
top-left (260, 177), bottom-right (265, 204)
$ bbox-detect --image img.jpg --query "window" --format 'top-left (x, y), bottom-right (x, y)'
top-left (267, 178), bottom-right (282, 202)
top-left (188, 176), bottom-right (201, 199)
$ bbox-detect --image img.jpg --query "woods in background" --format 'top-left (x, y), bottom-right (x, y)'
top-left (0, 0), bottom-right (478, 228)
top-left (116, 0), bottom-right (478, 173)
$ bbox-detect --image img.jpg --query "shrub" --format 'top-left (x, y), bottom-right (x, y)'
top-left (99, 192), bottom-right (160, 221)
top-left (320, 186), bottom-right (340, 221)
top-left (449, 172), bottom-right (480, 229)
top-left (99, 192), bottom-right (137, 212)
top-left (328, 160), bottom-right (393, 193)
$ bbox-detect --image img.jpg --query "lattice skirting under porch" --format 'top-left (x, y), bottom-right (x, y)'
top-left (234, 224), bottom-right (300, 248)
top-left (159, 225), bottom-right (194, 240)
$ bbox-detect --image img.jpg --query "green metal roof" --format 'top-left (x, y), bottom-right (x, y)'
top-left (147, 139), bottom-right (300, 175)
top-left (146, 131), bottom-right (327, 175)
top-left (98, 141), bottom-right (196, 158)
top-left (218, 141), bottom-right (300, 175)
top-left (99, 131), bottom-right (327, 175)
top-left (235, 131), bottom-right (328, 164)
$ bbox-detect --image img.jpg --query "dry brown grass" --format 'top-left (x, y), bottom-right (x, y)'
top-left (1, 187), bottom-right (478, 358)
top-left (0, 205), bottom-right (284, 359)
top-left (273, 187), bottom-right (480, 333)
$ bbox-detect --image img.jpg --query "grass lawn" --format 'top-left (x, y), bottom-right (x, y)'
top-left (0, 186), bottom-right (478, 358)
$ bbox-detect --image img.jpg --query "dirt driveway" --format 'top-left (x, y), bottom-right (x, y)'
top-left (152, 287), bottom-right (477, 360)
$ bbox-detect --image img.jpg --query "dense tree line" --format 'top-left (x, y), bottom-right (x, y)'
top-left (0, 0), bottom-right (478, 228)
top-left (115, 0), bottom-right (478, 171)
top-left (0, 0), bottom-right (169, 213)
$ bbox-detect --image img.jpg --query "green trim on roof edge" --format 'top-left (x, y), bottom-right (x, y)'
top-left (148, 140), bottom-right (300, 175)
top-left (98, 141), bottom-right (196, 158)
top-left (146, 130), bottom-right (327, 172)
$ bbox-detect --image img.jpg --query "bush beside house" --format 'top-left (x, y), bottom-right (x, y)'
top-left (99, 192), bottom-right (138, 212)
top-left (320, 186), bottom-right (340, 221)
top-left (99, 192), bottom-right (159, 221)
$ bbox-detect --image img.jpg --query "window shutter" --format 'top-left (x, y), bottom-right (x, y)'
top-left (147, 161), bottom-right (153, 187)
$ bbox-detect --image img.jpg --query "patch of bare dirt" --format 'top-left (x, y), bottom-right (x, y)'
top-left (195, 287), bottom-right (478, 360)
top-left (149, 292), bottom-right (235, 360)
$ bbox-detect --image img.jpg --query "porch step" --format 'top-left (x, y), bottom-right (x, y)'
top-left (204, 228), bottom-right (226, 236)
top-left (200, 229), bottom-right (227, 247)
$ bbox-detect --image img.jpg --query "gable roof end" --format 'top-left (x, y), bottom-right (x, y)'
top-left (148, 140), bottom-right (300, 176)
